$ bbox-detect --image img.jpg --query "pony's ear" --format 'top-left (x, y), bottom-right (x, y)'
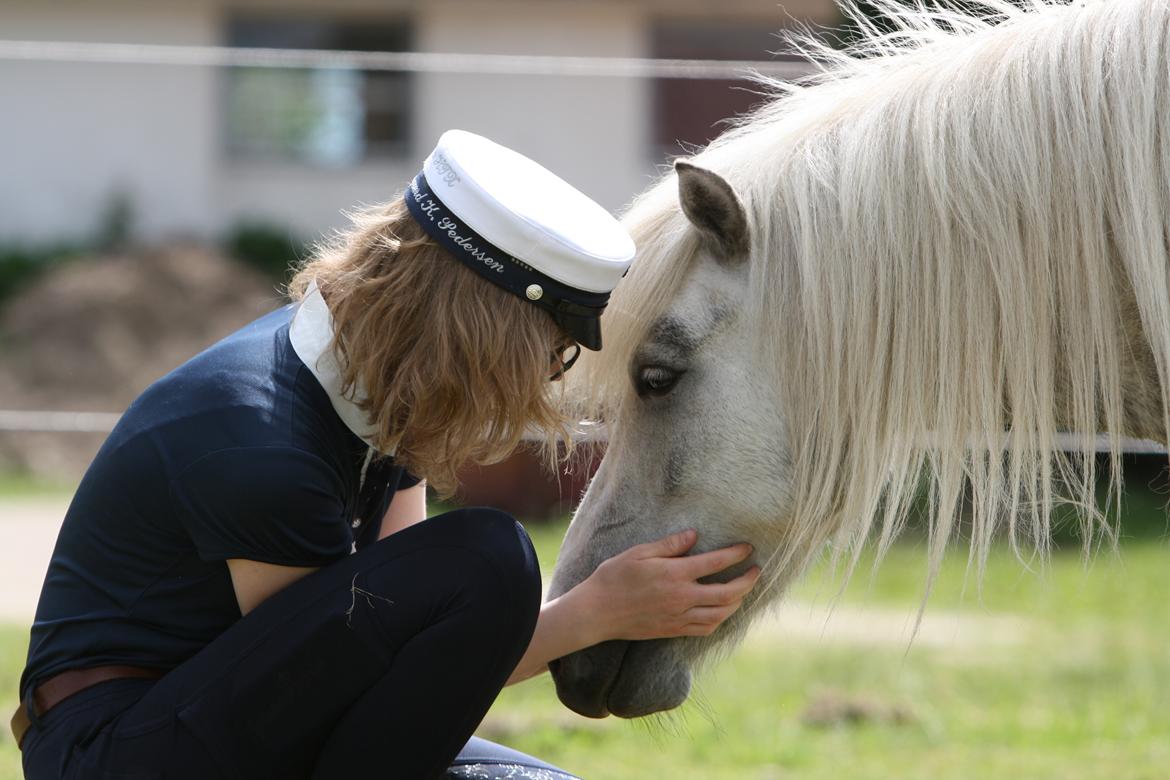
top-left (675, 159), bottom-right (749, 262)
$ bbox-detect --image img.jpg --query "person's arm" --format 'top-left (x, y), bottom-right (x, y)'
top-left (378, 481), bottom-right (428, 540)
top-left (507, 529), bottom-right (760, 684)
top-left (226, 559), bottom-right (318, 615)
top-left (227, 480), bottom-right (426, 615)
top-left (223, 470), bottom-right (425, 617)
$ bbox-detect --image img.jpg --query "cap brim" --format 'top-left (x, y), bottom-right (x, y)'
top-left (552, 310), bottom-right (602, 351)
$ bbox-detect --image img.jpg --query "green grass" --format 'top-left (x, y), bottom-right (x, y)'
top-left (0, 473), bottom-right (74, 499)
top-left (3, 518), bottom-right (1166, 779)
top-left (485, 524), bottom-right (1170, 780)
top-left (0, 626), bottom-right (27, 779)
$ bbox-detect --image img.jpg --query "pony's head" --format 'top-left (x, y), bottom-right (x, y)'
top-left (549, 0), bottom-right (1170, 718)
top-left (548, 161), bottom-right (798, 717)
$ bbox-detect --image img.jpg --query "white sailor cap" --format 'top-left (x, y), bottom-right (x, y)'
top-left (404, 130), bottom-right (635, 350)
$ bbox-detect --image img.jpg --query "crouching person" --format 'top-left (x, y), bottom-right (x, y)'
top-left (14, 131), bottom-right (758, 779)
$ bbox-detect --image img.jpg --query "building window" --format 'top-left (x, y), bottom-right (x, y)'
top-left (651, 20), bottom-right (794, 156)
top-left (224, 16), bottom-right (412, 166)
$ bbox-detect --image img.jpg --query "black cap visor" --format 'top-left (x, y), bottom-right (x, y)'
top-left (552, 308), bottom-right (603, 351)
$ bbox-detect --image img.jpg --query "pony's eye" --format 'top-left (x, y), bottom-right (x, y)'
top-left (636, 366), bottom-right (683, 398)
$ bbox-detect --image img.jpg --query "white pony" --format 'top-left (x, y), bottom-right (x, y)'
top-left (548, 0), bottom-right (1170, 718)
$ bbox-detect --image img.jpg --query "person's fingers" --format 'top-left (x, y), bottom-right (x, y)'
top-left (676, 605), bottom-right (741, 636)
top-left (629, 529), bottom-right (697, 559)
top-left (688, 566), bottom-right (761, 606)
top-left (677, 542), bottom-right (754, 579)
top-left (684, 604), bottom-right (740, 625)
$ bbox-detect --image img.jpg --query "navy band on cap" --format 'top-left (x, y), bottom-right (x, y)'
top-left (404, 172), bottom-right (610, 324)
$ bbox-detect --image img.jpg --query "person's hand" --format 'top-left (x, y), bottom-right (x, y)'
top-left (578, 529), bottom-right (761, 643)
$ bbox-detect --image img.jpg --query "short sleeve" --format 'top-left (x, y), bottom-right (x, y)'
top-left (170, 446), bottom-right (352, 566)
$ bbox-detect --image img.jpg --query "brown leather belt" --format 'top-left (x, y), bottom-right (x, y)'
top-left (10, 665), bottom-right (165, 750)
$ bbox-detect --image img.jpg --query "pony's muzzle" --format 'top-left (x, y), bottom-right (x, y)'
top-left (550, 638), bottom-right (692, 718)
top-left (548, 639), bottom-right (629, 718)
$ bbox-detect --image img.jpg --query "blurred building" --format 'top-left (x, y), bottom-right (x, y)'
top-left (0, 0), bottom-right (838, 515)
top-left (0, 0), bottom-right (837, 245)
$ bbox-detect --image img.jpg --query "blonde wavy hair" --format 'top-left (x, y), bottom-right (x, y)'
top-left (289, 198), bottom-right (574, 496)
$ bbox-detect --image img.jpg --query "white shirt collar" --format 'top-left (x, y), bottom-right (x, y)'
top-left (289, 280), bottom-right (387, 452)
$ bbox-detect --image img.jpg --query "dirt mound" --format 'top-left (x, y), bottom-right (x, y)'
top-left (0, 244), bottom-right (282, 478)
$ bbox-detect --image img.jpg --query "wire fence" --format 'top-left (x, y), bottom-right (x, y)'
top-left (0, 39), bottom-right (814, 81)
top-left (0, 40), bottom-right (812, 457)
top-left (0, 411), bottom-right (124, 434)
top-left (1, 41), bottom-right (1166, 456)
top-left (0, 409), bottom-right (1164, 454)
top-left (0, 410), bottom-right (613, 445)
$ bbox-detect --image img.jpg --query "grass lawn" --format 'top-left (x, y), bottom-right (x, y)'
top-left (1, 516), bottom-right (1166, 779)
top-left (483, 523), bottom-right (1170, 780)
top-left (0, 625), bottom-right (27, 780)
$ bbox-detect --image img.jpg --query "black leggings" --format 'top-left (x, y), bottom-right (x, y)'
top-left (20, 509), bottom-right (578, 779)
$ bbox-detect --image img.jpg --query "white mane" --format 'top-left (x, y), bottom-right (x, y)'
top-left (577, 0), bottom-right (1170, 588)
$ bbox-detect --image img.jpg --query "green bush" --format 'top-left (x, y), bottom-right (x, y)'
top-left (223, 222), bottom-right (309, 284)
top-left (0, 244), bottom-right (81, 306)
top-left (0, 191), bottom-right (136, 308)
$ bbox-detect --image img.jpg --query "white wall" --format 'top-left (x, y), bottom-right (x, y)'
top-left (414, 1), bottom-right (653, 216)
top-left (0, 1), bottom-right (219, 243)
top-left (0, 0), bottom-right (835, 245)
top-left (216, 0), bottom-right (654, 238)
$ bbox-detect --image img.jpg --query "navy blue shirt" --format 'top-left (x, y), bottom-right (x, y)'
top-left (20, 304), bottom-right (419, 699)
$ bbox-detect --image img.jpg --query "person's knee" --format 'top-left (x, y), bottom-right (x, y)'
top-left (435, 508), bottom-right (541, 611)
top-left (356, 508), bottom-right (540, 675)
top-left (372, 507), bottom-right (540, 624)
